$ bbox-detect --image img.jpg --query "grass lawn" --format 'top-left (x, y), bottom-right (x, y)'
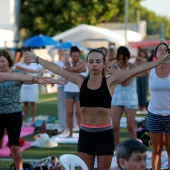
top-left (0, 92), bottom-right (147, 169)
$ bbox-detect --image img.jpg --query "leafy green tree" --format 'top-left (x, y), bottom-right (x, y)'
top-left (20, 0), bottom-right (118, 39)
top-left (139, 6), bottom-right (170, 39)
top-left (20, 0), bottom-right (170, 40)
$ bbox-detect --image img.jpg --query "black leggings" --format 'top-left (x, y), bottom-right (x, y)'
top-left (0, 111), bottom-right (22, 147)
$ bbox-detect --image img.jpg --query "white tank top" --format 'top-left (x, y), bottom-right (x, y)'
top-left (148, 68), bottom-right (170, 116)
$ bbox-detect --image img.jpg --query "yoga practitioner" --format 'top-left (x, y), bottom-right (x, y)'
top-left (27, 48), bottom-right (170, 170)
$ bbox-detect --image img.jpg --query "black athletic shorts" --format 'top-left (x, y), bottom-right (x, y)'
top-left (78, 128), bottom-right (114, 156)
top-left (0, 111), bottom-right (22, 147)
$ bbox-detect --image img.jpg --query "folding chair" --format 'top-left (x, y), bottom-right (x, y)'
top-left (59, 154), bottom-right (88, 170)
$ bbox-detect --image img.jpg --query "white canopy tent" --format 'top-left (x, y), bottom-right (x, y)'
top-left (113, 30), bottom-right (142, 43)
top-left (53, 24), bottom-right (142, 47)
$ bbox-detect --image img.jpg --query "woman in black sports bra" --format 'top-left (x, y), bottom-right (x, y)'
top-left (27, 49), bottom-right (170, 170)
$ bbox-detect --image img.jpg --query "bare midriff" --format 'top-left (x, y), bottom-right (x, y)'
top-left (80, 107), bottom-right (111, 128)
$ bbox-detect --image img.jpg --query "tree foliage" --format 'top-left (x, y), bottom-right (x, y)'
top-left (20, 0), bottom-right (170, 40)
top-left (139, 6), bottom-right (170, 39)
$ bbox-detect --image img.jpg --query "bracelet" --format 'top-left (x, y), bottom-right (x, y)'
top-left (36, 56), bottom-right (39, 65)
top-left (32, 76), bottom-right (35, 83)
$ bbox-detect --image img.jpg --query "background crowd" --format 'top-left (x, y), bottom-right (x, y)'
top-left (1, 42), bottom-right (170, 170)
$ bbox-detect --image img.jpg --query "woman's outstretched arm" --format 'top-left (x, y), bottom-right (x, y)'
top-left (0, 72), bottom-right (48, 86)
top-left (26, 52), bottom-right (82, 85)
top-left (0, 72), bottom-right (33, 82)
top-left (16, 65), bottom-right (40, 73)
top-left (109, 54), bottom-right (170, 85)
top-left (44, 77), bottom-right (68, 85)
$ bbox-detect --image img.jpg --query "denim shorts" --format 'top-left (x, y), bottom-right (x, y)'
top-left (146, 111), bottom-right (170, 134)
top-left (112, 104), bottom-right (138, 110)
top-left (65, 92), bottom-right (79, 102)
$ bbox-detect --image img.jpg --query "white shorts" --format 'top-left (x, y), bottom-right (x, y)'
top-left (20, 85), bottom-right (39, 102)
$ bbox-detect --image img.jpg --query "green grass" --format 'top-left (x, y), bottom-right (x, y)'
top-left (39, 93), bottom-right (57, 100)
top-left (0, 93), bottom-right (146, 169)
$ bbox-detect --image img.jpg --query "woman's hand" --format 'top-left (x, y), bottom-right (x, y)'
top-left (40, 77), bottom-right (68, 85)
top-left (161, 54), bottom-right (170, 64)
top-left (26, 51), bottom-right (38, 63)
top-left (56, 77), bottom-right (68, 85)
top-left (34, 76), bottom-right (49, 86)
top-left (106, 67), bottom-right (114, 75)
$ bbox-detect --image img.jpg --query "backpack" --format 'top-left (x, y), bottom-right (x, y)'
top-left (136, 127), bottom-right (151, 147)
top-left (30, 156), bottom-right (65, 170)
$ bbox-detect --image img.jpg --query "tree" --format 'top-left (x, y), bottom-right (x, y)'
top-left (20, 0), bottom-right (170, 40)
top-left (139, 6), bottom-right (170, 39)
top-left (20, 0), bottom-right (119, 39)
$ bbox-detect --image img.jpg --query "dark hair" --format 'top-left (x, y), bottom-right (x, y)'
top-left (100, 47), bottom-right (107, 56)
top-left (70, 46), bottom-right (80, 54)
top-left (86, 48), bottom-right (106, 76)
top-left (116, 46), bottom-right (130, 60)
top-left (116, 139), bottom-right (147, 166)
top-left (155, 43), bottom-right (170, 58)
top-left (138, 49), bottom-right (148, 58)
top-left (15, 48), bottom-right (22, 53)
top-left (87, 48), bottom-right (106, 62)
top-left (0, 49), bottom-right (13, 67)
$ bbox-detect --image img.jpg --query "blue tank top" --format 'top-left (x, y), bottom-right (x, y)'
top-left (79, 77), bottom-right (112, 108)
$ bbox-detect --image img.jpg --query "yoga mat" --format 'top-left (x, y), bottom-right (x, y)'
top-left (0, 141), bottom-right (32, 157)
top-left (0, 127), bottom-right (35, 157)
top-left (120, 117), bottom-right (146, 128)
top-left (3, 127), bottom-right (35, 141)
top-left (46, 123), bottom-right (79, 132)
top-left (51, 133), bottom-right (79, 144)
top-left (27, 116), bottom-right (57, 127)
top-left (27, 116), bottom-right (57, 126)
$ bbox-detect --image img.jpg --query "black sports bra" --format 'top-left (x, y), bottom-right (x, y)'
top-left (79, 77), bottom-right (112, 108)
